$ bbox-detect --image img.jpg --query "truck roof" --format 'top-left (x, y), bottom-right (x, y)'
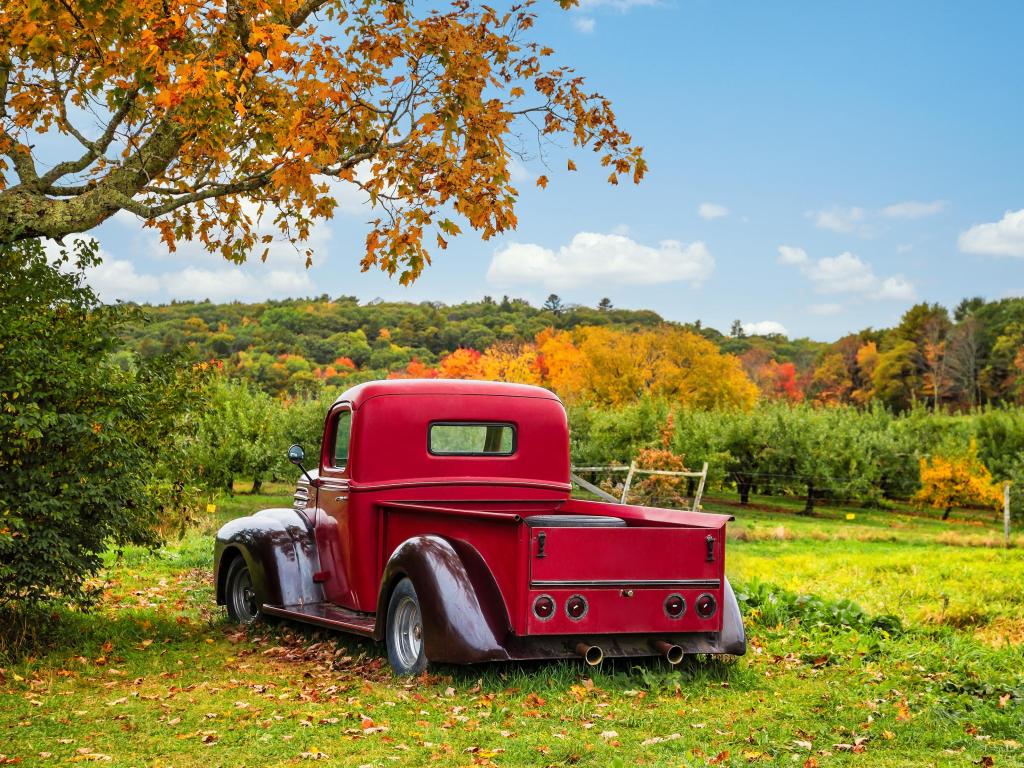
top-left (335, 378), bottom-right (563, 409)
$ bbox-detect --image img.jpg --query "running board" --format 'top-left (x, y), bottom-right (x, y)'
top-left (262, 602), bottom-right (377, 636)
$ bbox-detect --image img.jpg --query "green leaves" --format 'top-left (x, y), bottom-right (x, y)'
top-left (0, 238), bottom-right (202, 607)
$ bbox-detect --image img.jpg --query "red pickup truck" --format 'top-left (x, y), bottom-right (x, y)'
top-left (214, 379), bottom-right (744, 674)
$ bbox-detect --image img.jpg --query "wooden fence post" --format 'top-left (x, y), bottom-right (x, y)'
top-left (620, 461), bottom-right (637, 505)
top-left (1005, 481), bottom-right (1012, 548)
top-left (692, 462), bottom-right (708, 511)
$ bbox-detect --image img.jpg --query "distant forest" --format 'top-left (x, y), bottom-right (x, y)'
top-left (118, 292), bottom-right (1024, 411)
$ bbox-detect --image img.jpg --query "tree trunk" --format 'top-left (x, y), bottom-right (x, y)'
top-left (942, 506), bottom-right (952, 520)
top-left (739, 481), bottom-right (751, 504)
top-left (802, 483), bottom-right (815, 516)
top-left (226, 475), bottom-right (234, 494)
top-left (251, 476), bottom-right (263, 494)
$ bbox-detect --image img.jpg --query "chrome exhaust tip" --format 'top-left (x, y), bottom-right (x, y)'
top-left (653, 640), bottom-right (684, 665)
top-left (575, 642), bottom-right (604, 666)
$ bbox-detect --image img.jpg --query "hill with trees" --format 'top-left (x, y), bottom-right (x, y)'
top-left (119, 292), bottom-right (1024, 411)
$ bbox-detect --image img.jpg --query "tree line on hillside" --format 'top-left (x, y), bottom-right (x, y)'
top-left (120, 293), bottom-right (1024, 410)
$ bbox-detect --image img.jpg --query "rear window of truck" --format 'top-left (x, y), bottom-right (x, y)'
top-left (429, 422), bottom-right (516, 456)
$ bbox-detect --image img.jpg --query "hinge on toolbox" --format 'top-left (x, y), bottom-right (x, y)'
top-left (705, 535), bottom-right (715, 563)
top-left (536, 531), bottom-right (546, 558)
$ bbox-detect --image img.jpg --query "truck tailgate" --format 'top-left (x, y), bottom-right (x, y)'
top-left (529, 526), bottom-right (722, 587)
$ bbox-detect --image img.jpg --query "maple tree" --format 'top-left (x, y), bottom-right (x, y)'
top-left (0, 0), bottom-right (645, 282)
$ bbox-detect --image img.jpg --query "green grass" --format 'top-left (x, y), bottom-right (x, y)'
top-left (2, 490), bottom-right (1022, 767)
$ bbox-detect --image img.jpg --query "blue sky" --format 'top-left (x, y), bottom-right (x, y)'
top-left (75, 0), bottom-right (1024, 341)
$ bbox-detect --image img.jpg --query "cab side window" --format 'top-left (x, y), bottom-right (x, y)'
top-left (332, 410), bottom-right (352, 469)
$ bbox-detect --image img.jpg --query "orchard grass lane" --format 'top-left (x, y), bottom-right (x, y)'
top-left (1, 487), bottom-right (1021, 766)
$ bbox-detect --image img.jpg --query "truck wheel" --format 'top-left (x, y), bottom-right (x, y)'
top-left (225, 557), bottom-right (262, 625)
top-left (386, 578), bottom-right (428, 676)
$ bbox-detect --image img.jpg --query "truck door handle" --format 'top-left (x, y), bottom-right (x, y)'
top-left (335, 495), bottom-right (348, 502)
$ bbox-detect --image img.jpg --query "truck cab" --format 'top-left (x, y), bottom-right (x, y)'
top-left (215, 379), bottom-right (744, 674)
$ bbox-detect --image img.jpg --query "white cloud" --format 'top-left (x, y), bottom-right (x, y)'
top-left (162, 266), bottom-right (315, 302)
top-left (809, 206), bottom-right (866, 233)
top-left (87, 259), bottom-right (162, 302)
top-left (573, 16), bottom-right (596, 33)
top-left (877, 275), bottom-right (916, 301)
top-left (958, 208), bottom-right (1024, 258)
top-left (777, 245), bottom-right (808, 265)
top-left (806, 251), bottom-right (878, 294)
top-left (881, 200), bottom-right (947, 219)
top-left (698, 202), bottom-right (729, 220)
top-left (808, 303), bottom-right (842, 316)
top-left (487, 231), bottom-right (714, 290)
top-left (743, 320), bottom-right (787, 336)
top-left (779, 245), bottom-right (916, 302)
top-left (896, 243), bottom-right (914, 254)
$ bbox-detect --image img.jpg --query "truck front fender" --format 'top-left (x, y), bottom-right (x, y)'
top-left (214, 508), bottom-right (324, 609)
top-left (376, 535), bottom-right (512, 664)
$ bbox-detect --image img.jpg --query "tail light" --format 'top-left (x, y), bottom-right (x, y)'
top-left (664, 593), bottom-right (686, 619)
top-left (695, 592), bottom-right (717, 619)
top-left (533, 595), bottom-right (555, 621)
top-left (565, 594), bottom-right (588, 621)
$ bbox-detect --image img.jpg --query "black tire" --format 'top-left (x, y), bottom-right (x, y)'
top-left (385, 578), bottom-right (428, 676)
top-left (225, 556), bottom-right (262, 625)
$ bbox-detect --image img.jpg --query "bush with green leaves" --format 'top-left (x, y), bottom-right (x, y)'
top-left (0, 239), bottom-right (204, 607)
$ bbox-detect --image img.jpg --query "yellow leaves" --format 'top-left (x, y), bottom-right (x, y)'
top-left (916, 440), bottom-right (1002, 516)
top-left (245, 51), bottom-right (265, 70)
top-left (510, 86), bottom-right (525, 98)
top-left (535, 175), bottom-right (548, 189)
top-left (566, 159), bottom-right (577, 171)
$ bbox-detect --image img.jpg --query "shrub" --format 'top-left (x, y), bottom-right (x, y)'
top-left (0, 239), bottom-right (202, 607)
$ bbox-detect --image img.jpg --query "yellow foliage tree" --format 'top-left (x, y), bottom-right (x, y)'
top-left (915, 440), bottom-right (1003, 520)
top-left (478, 342), bottom-right (542, 385)
top-left (577, 326), bottom-right (757, 409)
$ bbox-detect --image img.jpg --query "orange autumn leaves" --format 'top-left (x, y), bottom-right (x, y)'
top-left (389, 326), bottom-right (759, 409)
top-left (0, 0), bottom-right (645, 282)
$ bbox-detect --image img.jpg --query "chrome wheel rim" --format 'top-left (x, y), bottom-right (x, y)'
top-left (231, 566), bottom-right (258, 624)
top-left (393, 596), bottom-right (423, 670)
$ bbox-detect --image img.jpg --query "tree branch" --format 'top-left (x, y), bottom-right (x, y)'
top-left (37, 89), bottom-right (139, 190)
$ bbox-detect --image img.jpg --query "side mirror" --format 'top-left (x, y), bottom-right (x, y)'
top-left (287, 443), bottom-right (315, 485)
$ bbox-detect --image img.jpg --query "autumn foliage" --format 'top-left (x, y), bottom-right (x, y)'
top-left (383, 325), bottom-right (758, 410)
top-left (0, 0), bottom-right (644, 282)
top-left (915, 441), bottom-right (1004, 520)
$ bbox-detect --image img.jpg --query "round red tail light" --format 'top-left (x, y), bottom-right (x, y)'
top-left (533, 595), bottom-right (555, 621)
top-left (565, 594), bottom-right (588, 621)
top-left (664, 593), bottom-right (686, 619)
top-left (695, 593), bottom-right (717, 619)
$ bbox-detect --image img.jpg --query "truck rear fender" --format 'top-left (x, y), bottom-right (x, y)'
top-left (214, 508), bottom-right (324, 608)
top-left (718, 577), bottom-right (746, 656)
top-left (376, 535), bottom-right (512, 663)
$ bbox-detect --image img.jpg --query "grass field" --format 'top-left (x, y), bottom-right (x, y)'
top-left (1, 488), bottom-right (1022, 767)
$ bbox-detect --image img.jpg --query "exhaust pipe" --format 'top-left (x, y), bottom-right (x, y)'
top-left (653, 640), bottom-right (684, 665)
top-left (575, 642), bottom-right (604, 666)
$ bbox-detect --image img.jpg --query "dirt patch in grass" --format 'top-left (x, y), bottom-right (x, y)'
top-left (976, 617), bottom-right (1024, 647)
